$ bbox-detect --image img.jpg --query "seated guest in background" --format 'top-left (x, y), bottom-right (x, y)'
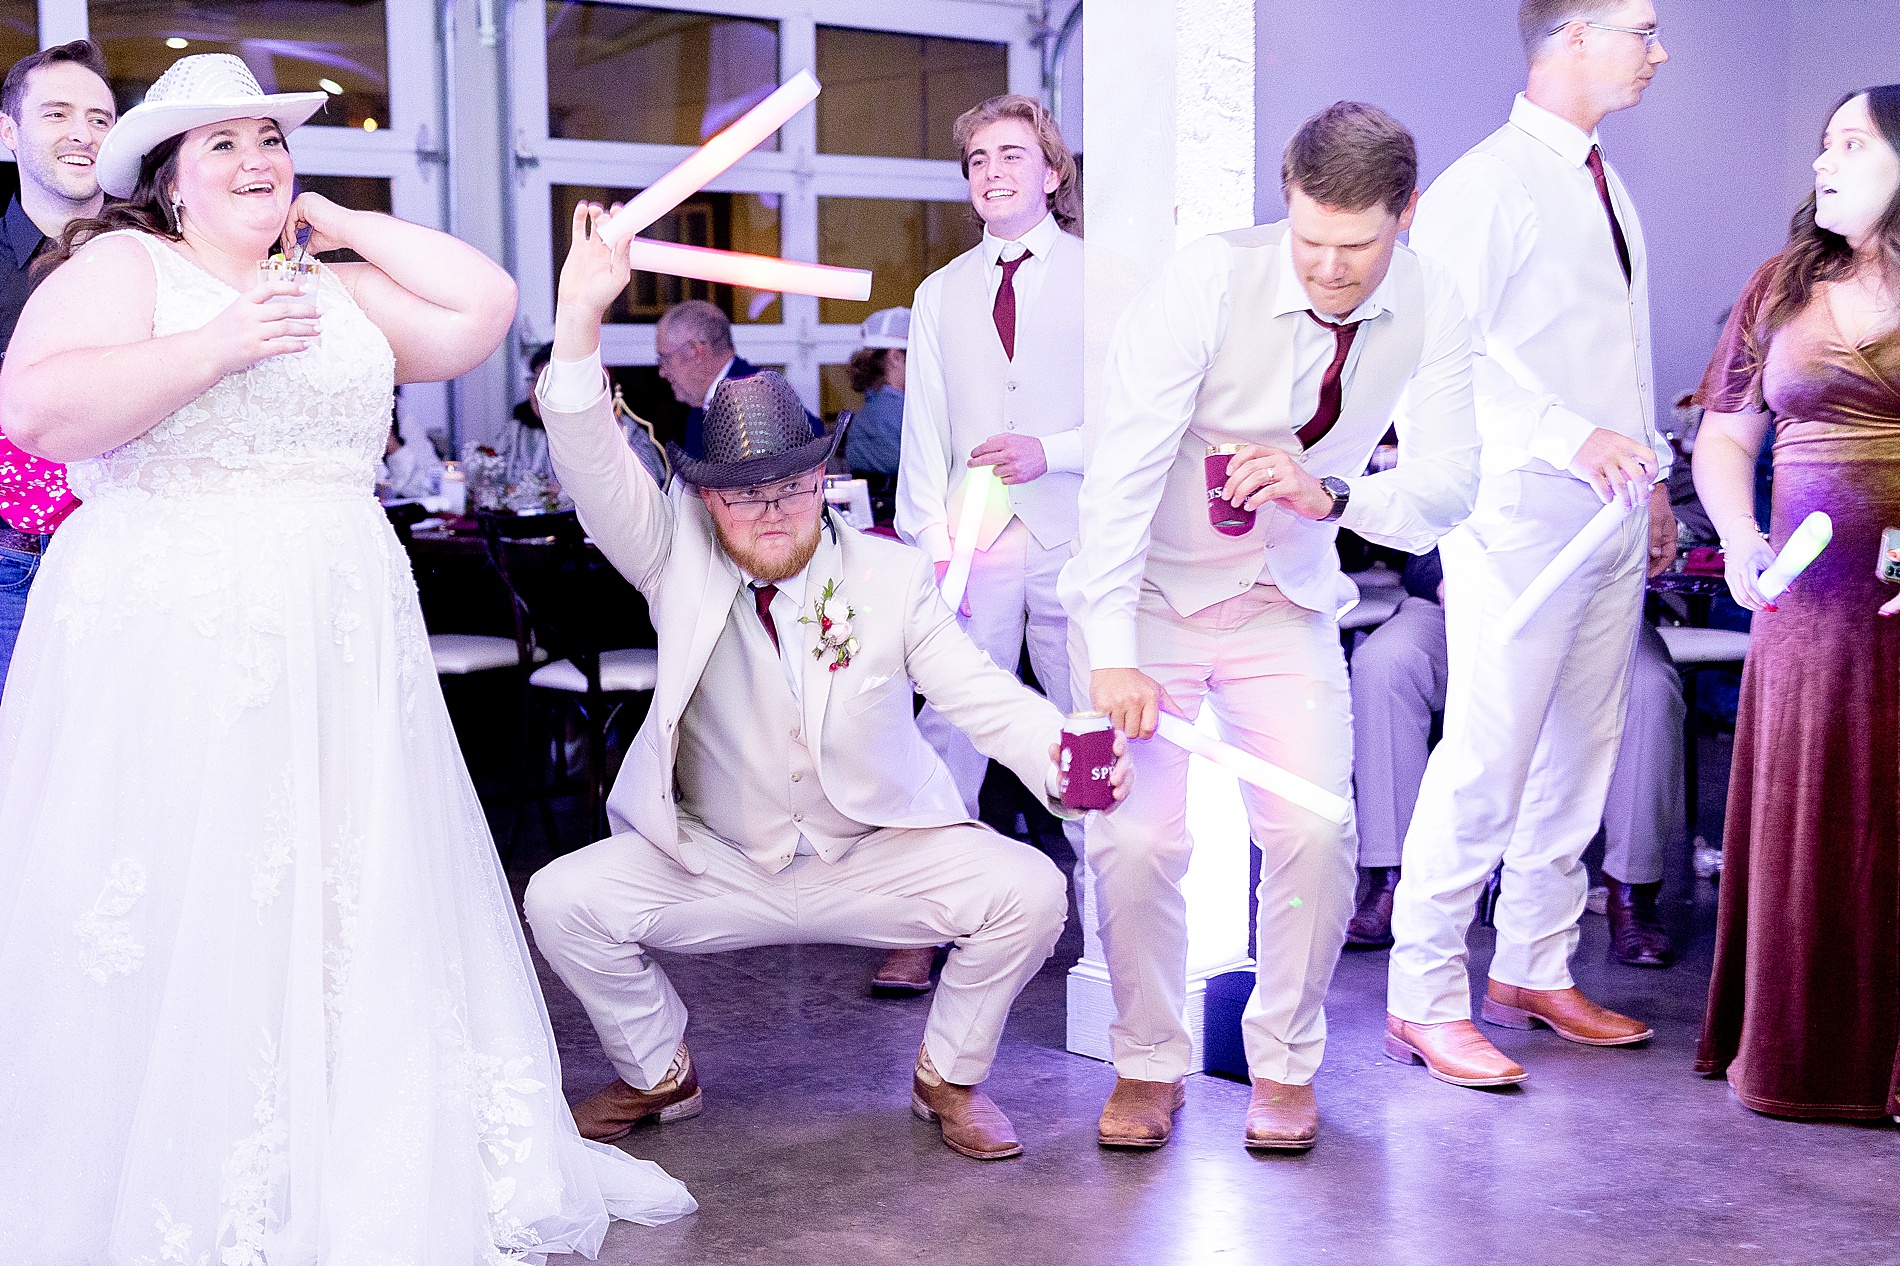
top-left (0, 39), bottom-right (115, 694)
top-left (1347, 548), bottom-right (1685, 967)
top-left (842, 306), bottom-right (907, 480)
top-left (523, 202), bottom-right (1131, 1162)
top-left (1691, 84), bottom-right (1900, 1123)
top-left (380, 404), bottom-right (445, 502)
top-left (506, 341), bottom-right (666, 489)
top-left (659, 297), bottom-right (820, 459)
top-left (1060, 102), bottom-right (1480, 1152)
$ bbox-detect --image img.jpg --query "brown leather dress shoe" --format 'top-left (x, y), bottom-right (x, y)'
top-left (911, 1046), bottom-right (1022, 1159)
top-left (1605, 878), bottom-right (1675, 968)
top-left (1097, 1077), bottom-right (1186, 1148)
top-left (570, 1043), bottom-right (703, 1143)
top-left (1383, 1014), bottom-right (1528, 1087)
top-left (872, 945), bottom-right (940, 994)
top-left (1244, 1078), bottom-right (1318, 1150)
top-left (1345, 866), bottom-right (1399, 948)
top-left (1482, 981), bottom-right (1653, 1045)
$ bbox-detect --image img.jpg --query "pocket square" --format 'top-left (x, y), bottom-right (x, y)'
top-left (856, 672), bottom-right (893, 695)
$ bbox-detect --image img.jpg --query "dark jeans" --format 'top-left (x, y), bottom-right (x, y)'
top-left (0, 537), bottom-right (45, 697)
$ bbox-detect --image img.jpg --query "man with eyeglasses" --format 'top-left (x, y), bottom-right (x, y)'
top-left (656, 298), bottom-right (819, 460)
top-left (522, 201), bottom-right (1131, 1163)
top-left (1386, 0), bottom-right (1677, 1089)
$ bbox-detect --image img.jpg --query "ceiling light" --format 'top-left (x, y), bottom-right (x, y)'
top-left (164, 37), bottom-right (188, 49)
top-left (362, 118), bottom-right (378, 132)
top-left (318, 78), bottom-right (343, 95)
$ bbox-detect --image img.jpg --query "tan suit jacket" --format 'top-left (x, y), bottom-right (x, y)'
top-left (538, 374), bottom-right (1072, 876)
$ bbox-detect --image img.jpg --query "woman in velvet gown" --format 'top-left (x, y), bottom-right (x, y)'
top-left (1691, 85), bottom-right (1900, 1122)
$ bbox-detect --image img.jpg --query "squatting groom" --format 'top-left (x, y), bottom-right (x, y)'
top-left (524, 201), bottom-right (1130, 1161)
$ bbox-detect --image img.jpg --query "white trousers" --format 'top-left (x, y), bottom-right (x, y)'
top-left (524, 820), bottom-right (1067, 1089)
top-left (1075, 582), bottom-right (1357, 1084)
top-left (916, 519), bottom-right (1081, 851)
top-left (1351, 600), bottom-right (1685, 883)
top-left (1388, 470), bottom-right (1646, 1023)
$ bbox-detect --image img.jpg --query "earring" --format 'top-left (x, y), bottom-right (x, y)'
top-left (170, 197), bottom-right (185, 230)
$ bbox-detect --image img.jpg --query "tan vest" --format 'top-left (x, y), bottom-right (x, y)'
top-left (934, 230), bottom-right (1085, 550)
top-left (1144, 223), bottom-right (1427, 618)
top-left (673, 584), bottom-right (872, 872)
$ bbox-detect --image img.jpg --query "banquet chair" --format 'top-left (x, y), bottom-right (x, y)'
top-left (385, 502), bottom-right (547, 679)
top-left (478, 510), bottom-right (658, 850)
top-left (1655, 624), bottom-right (1750, 845)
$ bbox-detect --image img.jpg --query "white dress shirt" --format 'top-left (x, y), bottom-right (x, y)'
top-left (702, 356), bottom-right (734, 409)
top-left (898, 211), bottom-right (1085, 561)
top-left (1061, 232), bottom-right (1479, 670)
top-left (1410, 93), bottom-right (1667, 480)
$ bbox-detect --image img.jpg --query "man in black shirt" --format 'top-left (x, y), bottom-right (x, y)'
top-left (0, 40), bottom-right (114, 691)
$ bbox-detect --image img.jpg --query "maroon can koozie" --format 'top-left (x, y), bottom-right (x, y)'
top-left (1060, 713), bottom-right (1117, 811)
top-left (1205, 443), bottom-right (1253, 537)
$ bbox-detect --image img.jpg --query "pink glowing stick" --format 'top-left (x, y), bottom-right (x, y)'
top-left (623, 239), bottom-right (872, 302)
top-left (1155, 713), bottom-right (1351, 825)
top-left (1757, 511), bottom-right (1832, 601)
top-left (938, 466), bottom-right (996, 613)
top-left (601, 72), bottom-right (821, 243)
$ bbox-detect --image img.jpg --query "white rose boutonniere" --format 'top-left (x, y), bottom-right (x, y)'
top-left (800, 578), bottom-right (858, 672)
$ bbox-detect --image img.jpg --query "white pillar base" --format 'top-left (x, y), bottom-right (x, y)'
top-left (1064, 955), bottom-right (1255, 1073)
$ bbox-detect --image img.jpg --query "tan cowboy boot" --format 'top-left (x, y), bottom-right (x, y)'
top-left (570, 1042), bottom-right (703, 1143)
top-left (1244, 1078), bottom-right (1319, 1150)
top-left (1483, 981), bottom-right (1654, 1045)
top-left (910, 1044), bottom-right (1023, 1160)
top-left (1097, 1077), bottom-right (1186, 1149)
top-left (1384, 1014), bottom-right (1528, 1088)
top-left (872, 945), bottom-right (940, 994)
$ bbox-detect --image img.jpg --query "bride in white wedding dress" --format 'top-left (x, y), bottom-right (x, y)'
top-left (0, 56), bottom-right (693, 1263)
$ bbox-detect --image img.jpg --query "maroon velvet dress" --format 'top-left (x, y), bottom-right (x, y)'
top-left (1692, 256), bottom-right (1900, 1120)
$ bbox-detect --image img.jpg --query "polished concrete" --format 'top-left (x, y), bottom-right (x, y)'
top-left (503, 734), bottom-right (1898, 1266)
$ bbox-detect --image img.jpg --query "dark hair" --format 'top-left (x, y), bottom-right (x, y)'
top-left (1281, 102), bottom-right (1417, 216)
top-left (953, 93), bottom-right (1081, 233)
top-left (1516, 0), bottom-right (1625, 61)
top-left (526, 342), bottom-right (553, 375)
top-left (44, 133), bottom-right (187, 270)
top-left (847, 347), bottom-right (891, 394)
top-left (1, 38), bottom-right (110, 123)
top-left (1749, 85), bottom-right (1900, 382)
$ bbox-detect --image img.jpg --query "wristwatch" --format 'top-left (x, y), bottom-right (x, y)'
top-left (1318, 475), bottom-right (1351, 523)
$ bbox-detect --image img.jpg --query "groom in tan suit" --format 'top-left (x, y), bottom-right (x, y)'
top-left (524, 202), bottom-right (1130, 1161)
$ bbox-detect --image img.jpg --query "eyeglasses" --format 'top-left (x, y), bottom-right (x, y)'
top-left (655, 340), bottom-right (702, 368)
top-left (715, 479), bottom-right (821, 522)
top-left (1550, 19), bottom-right (1663, 50)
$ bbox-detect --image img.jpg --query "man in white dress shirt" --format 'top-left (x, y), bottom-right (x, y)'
top-left (883, 95), bottom-right (1086, 993)
top-left (1061, 103), bottom-right (1481, 1151)
top-left (523, 204), bottom-right (1130, 1161)
top-left (1384, 0), bottom-right (1678, 1089)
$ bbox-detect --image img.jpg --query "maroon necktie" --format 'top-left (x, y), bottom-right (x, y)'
top-left (1584, 146), bottom-right (1633, 285)
top-left (751, 582), bottom-right (780, 653)
top-left (1299, 311), bottom-right (1363, 449)
top-left (992, 250), bottom-right (1031, 360)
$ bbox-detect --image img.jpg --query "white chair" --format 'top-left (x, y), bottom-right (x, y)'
top-left (1656, 624), bottom-right (1750, 843)
top-left (527, 647), bottom-right (659, 695)
top-left (428, 632), bottom-right (547, 676)
top-left (1348, 566), bottom-right (1406, 594)
top-left (1339, 589), bottom-right (1402, 660)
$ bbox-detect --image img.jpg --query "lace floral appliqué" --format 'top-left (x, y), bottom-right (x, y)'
top-left (75, 859), bottom-right (147, 984)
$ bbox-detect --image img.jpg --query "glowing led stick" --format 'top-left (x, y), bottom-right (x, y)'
top-left (1155, 713), bottom-right (1351, 825)
top-left (938, 466), bottom-right (996, 613)
top-left (623, 239), bottom-right (872, 302)
top-left (1495, 497), bottom-right (1633, 642)
top-left (1757, 511), bottom-right (1832, 601)
top-left (601, 72), bottom-right (822, 243)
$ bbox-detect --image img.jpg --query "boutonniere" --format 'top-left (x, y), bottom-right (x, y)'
top-left (799, 578), bottom-right (859, 672)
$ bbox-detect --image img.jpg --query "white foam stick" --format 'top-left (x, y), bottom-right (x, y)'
top-left (1154, 713), bottom-right (1352, 825)
top-left (601, 72), bottom-right (821, 243)
top-left (1757, 511), bottom-right (1833, 600)
top-left (623, 239), bottom-right (871, 302)
top-left (938, 466), bottom-right (995, 613)
top-left (1494, 497), bottom-right (1633, 641)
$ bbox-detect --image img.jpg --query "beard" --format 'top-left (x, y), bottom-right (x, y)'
top-left (714, 514), bottom-right (824, 583)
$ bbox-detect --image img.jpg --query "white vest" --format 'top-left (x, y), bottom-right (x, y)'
top-left (933, 230), bottom-right (1085, 550)
top-left (1146, 223), bottom-right (1427, 618)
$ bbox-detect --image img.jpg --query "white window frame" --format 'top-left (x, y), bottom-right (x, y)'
top-left (508, 0), bottom-right (1038, 409)
top-left (41, 0), bottom-right (455, 439)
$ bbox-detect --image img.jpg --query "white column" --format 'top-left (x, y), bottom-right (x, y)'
top-left (1067, 0), bottom-right (1257, 1073)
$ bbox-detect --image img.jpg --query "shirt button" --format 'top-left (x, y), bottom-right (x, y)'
top-left (792, 771), bottom-right (803, 782)
top-left (793, 812), bottom-right (804, 823)
top-left (790, 727), bottom-right (800, 739)
top-left (1007, 381), bottom-right (1017, 392)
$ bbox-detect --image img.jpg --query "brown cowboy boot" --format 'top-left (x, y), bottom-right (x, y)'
top-left (570, 1042), bottom-right (703, 1143)
top-left (1097, 1077), bottom-right (1186, 1149)
top-left (872, 945), bottom-right (940, 994)
top-left (1384, 1014), bottom-right (1528, 1087)
top-left (1482, 982), bottom-right (1653, 1046)
top-left (910, 1045), bottom-right (1023, 1160)
top-left (1605, 878), bottom-right (1674, 968)
top-left (1345, 866), bottom-right (1400, 948)
top-left (1243, 1078), bottom-right (1319, 1150)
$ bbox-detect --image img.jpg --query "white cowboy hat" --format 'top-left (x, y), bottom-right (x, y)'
top-left (96, 54), bottom-right (329, 198)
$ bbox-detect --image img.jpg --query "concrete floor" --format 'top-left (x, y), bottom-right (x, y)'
top-left (496, 735), bottom-right (1898, 1266)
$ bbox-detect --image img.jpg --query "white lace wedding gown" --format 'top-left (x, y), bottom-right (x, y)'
top-left (0, 231), bottom-right (695, 1263)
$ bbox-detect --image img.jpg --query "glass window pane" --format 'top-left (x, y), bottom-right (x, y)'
top-left (92, 1), bottom-right (389, 131)
top-left (0, 2), bottom-right (35, 81)
top-left (815, 27), bottom-right (1007, 161)
top-left (551, 183), bottom-right (781, 326)
top-left (817, 196), bottom-right (980, 326)
top-left (546, 3), bottom-right (778, 147)
top-left (296, 173), bottom-right (391, 214)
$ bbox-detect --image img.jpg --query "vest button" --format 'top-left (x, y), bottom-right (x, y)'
top-left (792, 771), bottom-right (803, 782)
top-left (793, 811), bottom-right (804, 823)
top-left (790, 727), bottom-right (801, 740)
top-left (1007, 381), bottom-right (1017, 391)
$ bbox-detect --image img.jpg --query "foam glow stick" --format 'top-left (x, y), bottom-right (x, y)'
top-left (622, 239), bottom-right (872, 302)
top-left (1757, 511), bottom-right (1833, 600)
top-left (1495, 497), bottom-right (1633, 641)
top-left (601, 71), bottom-right (821, 243)
top-left (938, 466), bottom-right (996, 613)
top-left (1155, 713), bottom-right (1351, 825)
